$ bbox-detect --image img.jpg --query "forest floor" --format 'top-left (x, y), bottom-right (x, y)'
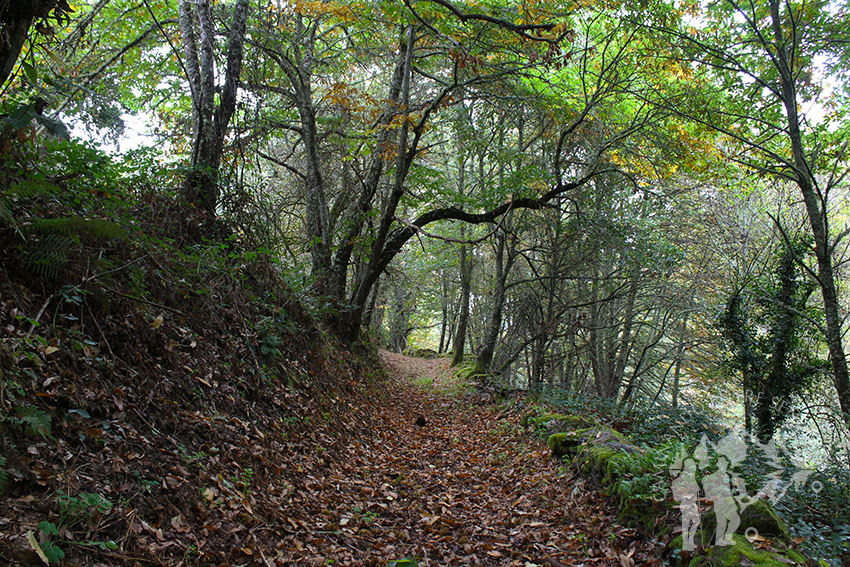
top-left (1, 341), bottom-right (664, 567)
top-left (269, 351), bottom-right (663, 566)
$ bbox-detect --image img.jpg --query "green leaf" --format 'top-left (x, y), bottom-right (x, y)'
top-left (21, 61), bottom-right (38, 84)
top-left (34, 114), bottom-right (71, 140)
top-left (38, 521), bottom-right (59, 537)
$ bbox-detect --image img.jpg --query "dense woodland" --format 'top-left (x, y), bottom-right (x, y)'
top-left (2, 0), bottom-right (850, 565)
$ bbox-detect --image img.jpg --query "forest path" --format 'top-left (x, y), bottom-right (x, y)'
top-left (274, 351), bottom-right (657, 566)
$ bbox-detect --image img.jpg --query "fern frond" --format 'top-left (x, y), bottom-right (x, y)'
top-left (27, 216), bottom-right (126, 241)
top-left (0, 454), bottom-right (7, 494)
top-left (6, 179), bottom-right (62, 200)
top-left (0, 198), bottom-right (16, 230)
top-left (17, 406), bottom-right (52, 438)
top-left (19, 233), bottom-right (72, 279)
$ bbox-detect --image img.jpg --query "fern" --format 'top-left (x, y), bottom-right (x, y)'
top-left (19, 233), bottom-right (72, 280)
top-left (14, 405), bottom-right (52, 438)
top-left (15, 217), bottom-right (125, 279)
top-left (27, 216), bottom-right (126, 241)
top-left (0, 198), bottom-right (15, 231)
top-left (0, 180), bottom-right (63, 237)
top-left (6, 179), bottom-right (62, 200)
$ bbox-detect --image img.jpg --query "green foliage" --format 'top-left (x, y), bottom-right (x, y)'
top-left (0, 454), bottom-right (8, 494)
top-left (3, 405), bottom-right (53, 438)
top-left (607, 442), bottom-right (681, 507)
top-left (37, 521), bottom-right (66, 565)
top-left (230, 467), bottom-right (254, 493)
top-left (544, 391), bottom-right (719, 447)
top-left (779, 465), bottom-right (850, 566)
top-left (177, 444), bottom-right (208, 469)
top-left (720, 242), bottom-right (827, 441)
top-left (352, 505), bottom-right (379, 525)
top-left (58, 492), bottom-right (113, 529)
top-left (0, 100), bottom-right (70, 139)
top-left (26, 216), bottom-right (126, 241)
top-left (0, 139), bottom-right (129, 283)
top-left (255, 311), bottom-right (299, 359)
top-left (18, 232), bottom-right (73, 280)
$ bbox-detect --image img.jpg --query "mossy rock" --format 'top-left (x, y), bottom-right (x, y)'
top-left (739, 499), bottom-right (791, 542)
top-left (700, 498), bottom-right (790, 544)
top-left (408, 348), bottom-right (438, 358)
top-left (688, 534), bottom-right (807, 567)
top-left (528, 413), bottom-right (594, 435)
top-left (579, 443), bottom-right (629, 477)
top-left (548, 426), bottom-right (638, 463)
top-left (576, 430), bottom-right (639, 477)
top-left (583, 427), bottom-right (634, 449)
top-left (548, 431), bottom-right (587, 459)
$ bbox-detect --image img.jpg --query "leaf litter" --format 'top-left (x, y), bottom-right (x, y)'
top-left (265, 351), bottom-right (662, 566)
top-left (1, 319), bottom-right (661, 566)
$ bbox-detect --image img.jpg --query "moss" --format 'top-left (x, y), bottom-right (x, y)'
top-left (579, 444), bottom-right (618, 475)
top-left (548, 426), bottom-right (637, 464)
top-left (739, 498), bottom-right (790, 542)
top-left (528, 413), bottom-right (593, 434)
top-left (547, 431), bottom-right (585, 459)
top-left (689, 534), bottom-right (806, 566)
top-left (539, 413), bottom-right (808, 567)
top-left (409, 348), bottom-right (437, 358)
top-left (700, 498), bottom-right (790, 544)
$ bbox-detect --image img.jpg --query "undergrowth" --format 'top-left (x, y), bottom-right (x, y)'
top-left (533, 391), bottom-right (850, 565)
top-left (0, 129), bottom-right (381, 565)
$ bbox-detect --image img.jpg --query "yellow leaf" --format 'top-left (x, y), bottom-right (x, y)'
top-left (26, 531), bottom-right (50, 565)
top-left (150, 314), bottom-right (164, 329)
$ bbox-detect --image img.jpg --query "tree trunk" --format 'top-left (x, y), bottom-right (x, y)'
top-left (671, 312), bottom-right (689, 408)
top-left (475, 230), bottom-right (511, 374)
top-left (179, 0), bottom-right (248, 218)
top-left (768, 0), bottom-right (850, 426)
top-left (438, 269), bottom-right (450, 353)
top-left (0, 1), bottom-right (65, 87)
top-left (363, 273), bottom-right (381, 329)
top-left (451, 229), bottom-right (473, 367)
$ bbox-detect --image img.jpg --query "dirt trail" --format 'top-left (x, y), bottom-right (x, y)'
top-left (273, 351), bottom-right (658, 566)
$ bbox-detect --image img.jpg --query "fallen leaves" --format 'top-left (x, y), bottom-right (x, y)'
top-left (1, 336), bottom-right (662, 567)
top-left (260, 351), bottom-right (662, 565)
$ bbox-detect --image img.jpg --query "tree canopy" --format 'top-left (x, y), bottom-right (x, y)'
top-left (3, 0), bottom-right (850, 448)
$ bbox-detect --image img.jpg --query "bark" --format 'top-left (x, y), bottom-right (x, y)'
top-left (438, 269), bottom-right (449, 353)
top-left (451, 227), bottom-right (472, 367)
top-left (180, 0), bottom-right (249, 217)
top-left (475, 230), bottom-right (509, 374)
top-left (336, 169), bottom-right (601, 342)
top-left (767, 0), bottom-right (850, 426)
top-left (326, 27), bottom-right (411, 298)
top-left (363, 273), bottom-right (381, 329)
top-left (671, 312), bottom-right (689, 408)
top-left (0, 0), bottom-right (68, 87)
top-left (387, 284), bottom-right (411, 352)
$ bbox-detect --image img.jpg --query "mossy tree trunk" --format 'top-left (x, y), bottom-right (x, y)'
top-left (451, 226), bottom-right (473, 367)
top-left (178, 0), bottom-right (248, 218)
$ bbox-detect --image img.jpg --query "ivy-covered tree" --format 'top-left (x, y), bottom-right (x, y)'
top-left (721, 242), bottom-right (827, 441)
top-left (648, 0), bottom-right (850, 425)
